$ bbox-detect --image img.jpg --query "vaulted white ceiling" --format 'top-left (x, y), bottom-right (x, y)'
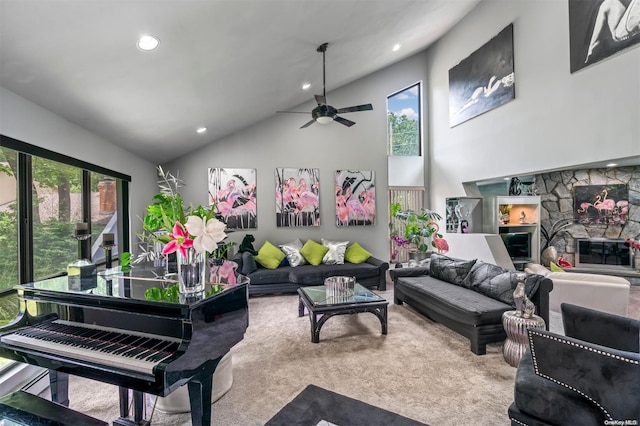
top-left (0, 0), bottom-right (480, 163)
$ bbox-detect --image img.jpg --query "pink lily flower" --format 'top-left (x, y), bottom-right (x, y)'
top-left (162, 222), bottom-right (194, 258)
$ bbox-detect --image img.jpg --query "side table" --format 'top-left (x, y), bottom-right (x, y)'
top-left (502, 310), bottom-right (546, 367)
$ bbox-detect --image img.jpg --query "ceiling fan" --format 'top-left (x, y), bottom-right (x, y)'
top-left (277, 43), bottom-right (373, 129)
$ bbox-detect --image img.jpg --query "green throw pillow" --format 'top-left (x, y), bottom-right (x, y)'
top-left (344, 242), bottom-right (372, 264)
top-left (300, 240), bottom-right (329, 266)
top-left (254, 240), bottom-right (286, 270)
top-left (550, 261), bottom-right (565, 272)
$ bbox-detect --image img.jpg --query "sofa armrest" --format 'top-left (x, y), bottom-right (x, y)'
top-left (366, 257), bottom-right (389, 291)
top-left (529, 276), bottom-right (552, 330)
top-left (528, 328), bottom-right (640, 422)
top-left (561, 303), bottom-right (640, 352)
top-left (389, 267), bottom-right (430, 283)
top-left (232, 252), bottom-right (244, 272)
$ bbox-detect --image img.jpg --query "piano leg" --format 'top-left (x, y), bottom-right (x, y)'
top-left (113, 388), bottom-right (149, 426)
top-left (49, 370), bottom-right (69, 407)
top-left (118, 387), bottom-right (129, 418)
top-left (187, 374), bottom-right (213, 426)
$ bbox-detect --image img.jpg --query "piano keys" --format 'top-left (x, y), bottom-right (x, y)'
top-left (0, 268), bottom-right (249, 426)
top-left (1, 320), bottom-right (181, 376)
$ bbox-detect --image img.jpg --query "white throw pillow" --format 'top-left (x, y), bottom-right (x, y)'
top-left (321, 238), bottom-right (349, 265)
top-left (279, 239), bottom-right (307, 267)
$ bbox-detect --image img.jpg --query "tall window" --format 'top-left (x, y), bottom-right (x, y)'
top-left (0, 135), bottom-right (130, 287)
top-left (0, 148), bottom-right (18, 289)
top-left (387, 82), bottom-right (421, 156)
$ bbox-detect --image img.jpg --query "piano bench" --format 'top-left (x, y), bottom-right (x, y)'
top-left (0, 390), bottom-right (108, 426)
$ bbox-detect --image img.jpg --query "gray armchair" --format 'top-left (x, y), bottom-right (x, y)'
top-left (508, 303), bottom-right (640, 425)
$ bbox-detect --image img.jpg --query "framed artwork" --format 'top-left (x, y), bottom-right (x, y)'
top-left (335, 170), bottom-right (376, 226)
top-left (569, 0), bottom-right (640, 73)
top-left (574, 184), bottom-right (629, 225)
top-left (208, 168), bottom-right (257, 229)
top-left (449, 24), bottom-right (515, 127)
top-left (275, 168), bottom-right (320, 227)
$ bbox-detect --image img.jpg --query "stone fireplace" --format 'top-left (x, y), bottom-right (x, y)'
top-left (534, 166), bottom-right (640, 267)
top-left (574, 238), bottom-right (632, 270)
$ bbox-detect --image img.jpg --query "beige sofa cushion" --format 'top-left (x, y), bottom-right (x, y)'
top-left (525, 264), bottom-right (631, 316)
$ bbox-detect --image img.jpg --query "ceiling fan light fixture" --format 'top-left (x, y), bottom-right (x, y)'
top-left (137, 35), bottom-right (159, 51)
top-left (316, 116), bottom-right (333, 124)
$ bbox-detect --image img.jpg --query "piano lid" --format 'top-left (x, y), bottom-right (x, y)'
top-left (16, 266), bottom-right (249, 310)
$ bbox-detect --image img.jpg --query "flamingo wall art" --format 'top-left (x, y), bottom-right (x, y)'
top-left (275, 168), bottom-right (320, 227)
top-left (574, 184), bottom-right (629, 225)
top-left (208, 168), bottom-right (257, 229)
top-left (335, 170), bottom-right (376, 226)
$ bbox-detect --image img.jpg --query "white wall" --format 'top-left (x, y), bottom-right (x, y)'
top-left (0, 87), bottom-right (158, 246)
top-left (426, 0), bottom-right (640, 215)
top-left (164, 52), bottom-right (431, 261)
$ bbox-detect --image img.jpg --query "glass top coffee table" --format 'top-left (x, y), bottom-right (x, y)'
top-left (297, 283), bottom-right (388, 343)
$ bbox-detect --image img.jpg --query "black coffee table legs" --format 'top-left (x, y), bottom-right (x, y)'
top-left (298, 296), bottom-right (388, 343)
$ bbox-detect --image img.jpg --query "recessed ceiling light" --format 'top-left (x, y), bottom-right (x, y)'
top-left (302, 83), bottom-right (311, 90)
top-left (504, 177), bottom-right (510, 180)
top-left (137, 35), bottom-right (159, 51)
top-left (392, 43), bottom-right (401, 52)
top-left (196, 127), bottom-right (207, 134)
top-left (606, 163), bottom-right (618, 167)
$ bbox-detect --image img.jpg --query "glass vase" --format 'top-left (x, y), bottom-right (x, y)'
top-left (177, 249), bottom-right (206, 294)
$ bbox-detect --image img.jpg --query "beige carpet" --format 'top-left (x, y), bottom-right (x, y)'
top-left (38, 285), bottom-right (640, 425)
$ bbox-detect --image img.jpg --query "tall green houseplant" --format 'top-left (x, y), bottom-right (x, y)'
top-left (392, 204), bottom-right (443, 253)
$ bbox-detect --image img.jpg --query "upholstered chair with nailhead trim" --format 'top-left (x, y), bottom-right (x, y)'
top-left (508, 303), bottom-right (640, 425)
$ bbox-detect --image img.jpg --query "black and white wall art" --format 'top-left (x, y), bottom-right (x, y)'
top-left (448, 24), bottom-right (515, 127)
top-left (569, 0), bottom-right (640, 73)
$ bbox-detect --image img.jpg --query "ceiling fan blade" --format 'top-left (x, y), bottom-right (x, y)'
top-left (336, 103), bottom-right (373, 114)
top-left (300, 119), bottom-right (316, 129)
top-left (276, 111), bottom-right (311, 114)
top-left (334, 116), bottom-right (356, 127)
top-left (315, 95), bottom-right (327, 105)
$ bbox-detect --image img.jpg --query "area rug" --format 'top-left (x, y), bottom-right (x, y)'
top-left (265, 384), bottom-right (428, 426)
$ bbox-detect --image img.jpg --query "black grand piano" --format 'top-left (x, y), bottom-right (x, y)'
top-left (0, 267), bottom-right (249, 425)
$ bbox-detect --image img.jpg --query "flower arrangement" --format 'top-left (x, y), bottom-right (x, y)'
top-left (136, 166), bottom-right (231, 262)
top-left (136, 166), bottom-right (236, 294)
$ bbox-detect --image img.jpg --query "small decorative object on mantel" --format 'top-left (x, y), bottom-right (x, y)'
top-left (519, 211), bottom-right (527, 224)
top-left (498, 204), bottom-right (512, 225)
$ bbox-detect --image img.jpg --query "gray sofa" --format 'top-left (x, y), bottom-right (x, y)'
top-left (232, 252), bottom-right (389, 296)
top-left (391, 253), bottom-right (552, 355)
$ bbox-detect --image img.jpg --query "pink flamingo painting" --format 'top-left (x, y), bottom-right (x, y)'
top-left (275, 168), bottom-right (320, 227)
top-left (208, 168), bottom-right (257, 229)
top-left (335, 170), bottom-right (376, 226)
top-left (574, 185), bottom-right (629, 225)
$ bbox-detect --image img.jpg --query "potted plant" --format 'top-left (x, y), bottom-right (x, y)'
top-left (391, 203), bottom-right (447, 261)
